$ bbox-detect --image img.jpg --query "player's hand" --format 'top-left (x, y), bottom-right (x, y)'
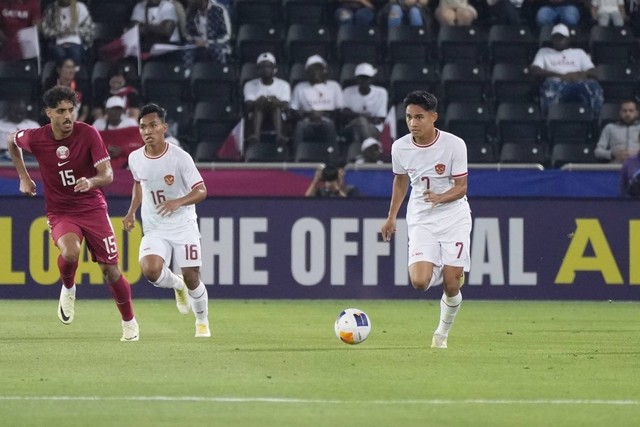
top-left (380, 218), bottom-right (396, 242)
top-left (425, 189), bottom-right (443, 206)
top-left (74, 177), bottom-right (93, 193)
top-left (122, 215), bottom-right (136, 232)
top-left (156, 200), bottom-right (181, 217)
top-left (19, 178), bottom-right (37, 197)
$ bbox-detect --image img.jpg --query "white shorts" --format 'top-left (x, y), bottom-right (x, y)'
top-left (407, 207), bottom-right (471, 271)
top-left (139, 222), bottom-right (202, 268)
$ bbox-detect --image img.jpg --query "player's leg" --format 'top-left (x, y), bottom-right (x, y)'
top-left (100, 263), bottom-right (139, 342)
top-left (407, 223), bottom-right (442, 291)
top-left (50, 216), bottom-right (84, 325)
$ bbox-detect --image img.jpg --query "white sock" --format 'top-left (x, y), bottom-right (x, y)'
top-left (122, 317), bottom-right (137, 327)
top-left (151, 266), bottom-right (185, 290)
top-left (435, 291), bottom-right (462, 337)
top-left (61, 284), bottom-right (76, 296)
top-left (188, 282), bottom-right (209, 323)
top-left (428, 265), bottom-right (443, 289)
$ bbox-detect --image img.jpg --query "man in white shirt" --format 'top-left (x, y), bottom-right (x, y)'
top-left (243, 52), bottom-right (291, 145)
top-left (380, 90), bottom-right (471, 350)
top-left (290, 54), bottom-right (344, 149)
top-left (0, 99), bottom-right (39, 161)
top-left (92, 96), bottom-right (138, 131)
top-left (530, 23), bottom-right (603, 118)
top-left (130, 0), bottom-right (180, 52)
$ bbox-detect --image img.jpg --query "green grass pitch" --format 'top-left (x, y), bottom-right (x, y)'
top-left (1, 299), bottom-right (639, 427)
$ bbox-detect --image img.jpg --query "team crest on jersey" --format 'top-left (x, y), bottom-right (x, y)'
top-left (164, 175), bottom-right (175, 185)
top-left (56, 146), bottom-right (70, 160)
top-left (435, 164), bottom-right (446, 175)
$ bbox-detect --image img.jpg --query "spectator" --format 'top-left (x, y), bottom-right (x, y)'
top-left (0, 99), bottom-right (39, 161)
top-left (243, 52), bottom-right (291, 146)
top-left (304, 164), bottom-right (360, 197)
top-left (621, 148), bottom-right (640, 197)
top-left (335, 0), bottom-right (378, 26)
top-left (595, 100), bottom-right (640, 163)
top-left (535, 0), bottom-right (582, 27)
top-left (435, 0), bottom-right (477, 26)
top-left (590, 0), bottom-right (625, 26)
top-left (354, 137), bottom-right (384, 164)
top-left (130, 0), bottom-right (180, 53)
top-left (530, 24), bottom-right (603, 118)
top-left (342, 62), bottom-right (388, 155)
top-left (487, 0), bottom-right (524, 25)
top-left (93, 64), bottom-right (141, 122)
top-left (43, 57), bottom-right (90, 123)
top-left (0, 0), bottom-right (41, 50)
top-left (183, 0), bottom-right (231, 65)
top-left (92, 96), bottom-right (138, 131)
top-left (40, 0), bottom-right (94, 65)
top-left (388, 0), bottom-right (433, 28)
top-left (290, 55), bottom-right (343, 150)
top-left (172, 0), bottom-right (187, 41)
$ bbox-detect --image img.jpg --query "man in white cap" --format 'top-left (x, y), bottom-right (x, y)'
top-left (92, 96), bottom-right (138, 131)
top-left (530, 23), bottom-right (603, 118)
top-left (342, 62), bottom-right (388, 160)
top-left (290, 54), bottom-right (344, 151)
top-left (243, 52), bottom-right (291, 145)
top-left (355, 137), bottom-right (384, 164)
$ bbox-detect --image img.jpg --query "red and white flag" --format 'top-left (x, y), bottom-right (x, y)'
top-left (379, 106), bottom-right (396, 159)
top-left (0, 26), bottom-right (40, 61)
top-left (216, 119), bottom-right (245, 161)
top-left (100, 25), bottom-right (141, 73)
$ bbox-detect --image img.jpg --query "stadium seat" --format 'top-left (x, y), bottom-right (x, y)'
top-left (500, 141), bottom-right (547, 164)
top-left (193, 102), bottom-right (240, 149)
top-left (235, 24), bottom-right (284, 65)
top-left (550, 143), bottom-right (596, 168)
top-left (491, 63), bottom-right (538, 104)
top-left (546, 103), bottom-right (595, 145)
top-left (234, 0), bottom-right (281, 26)
top-left (0, 60), bottom-right (39, 101)
top-left (336, 25), bottom-right (382, 65)
top-left (437, 25), bottom-right (487, 64)
top-left (153, 98), bottom-right (191, 144)
top-left (444, 102), bottom-right (495, 146)
top-left (89, 0), bottom-right (133, 26)
top-left (594, 63), bottom-right (639, 103)
top-left (488, 25), bottom-right (537, 65)
top-left (283, 0), bottom-right (329, 26)
top-left (244, 142), bottom-right (290, 162)
top-left (496, 103), bottom-right (542, 145)
top-left (440, 63), bottom-right (489, 104)
top-left (386, 25), bottom-right (434, 65)
top-left (294, 141), bottom-right (337, 163)
top-left (389, 63), bottom-right (439, 104)
top-left (141, 61), bottom-right (189, 102)
top-left (467, 142), bottom-right (498, 163)
top-left (285, 24), bottom-right (333, 65)
top-left (190, 62), bottom-right (237, 104)
top-left (589, 25), bottom-right (636, 65)
top-left (597, 102), bottom-right (621, 130)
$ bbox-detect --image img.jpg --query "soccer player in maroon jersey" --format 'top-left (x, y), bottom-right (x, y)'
top-left (6, 85), bottom-right (139, 341)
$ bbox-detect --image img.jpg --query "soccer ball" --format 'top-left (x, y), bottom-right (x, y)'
top-left (334, 308), bottom-right (371, 345)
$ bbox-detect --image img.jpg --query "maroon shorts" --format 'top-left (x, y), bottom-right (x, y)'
top-left (47, 209), bottom-right (119, 264)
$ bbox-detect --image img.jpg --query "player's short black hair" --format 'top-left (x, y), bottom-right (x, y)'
top-left (139, 103), bottom-right (166, 122)
top-left (42, 85), bottom-right (77, 109)
top-left (403, 91), bottom-right (438, 112)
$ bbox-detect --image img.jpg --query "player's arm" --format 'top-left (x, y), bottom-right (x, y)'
top-left (381, 174), bottom-right (409, 242)
top-left (74, 159), bottom-right (114, 193)
top-left (425, 175), bottom-right (468, 206)
top-left (156, 183), bottom-right (207, 217)
top-left (7, 132), bottom-right (36, 196)
top-left (123, 181), bottom-right (143, 232)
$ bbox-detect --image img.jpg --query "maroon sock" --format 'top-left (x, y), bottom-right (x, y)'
top-left (57, 255), bottom-right (77, 289)
top-left (107, 274), bottom-right (135, 321)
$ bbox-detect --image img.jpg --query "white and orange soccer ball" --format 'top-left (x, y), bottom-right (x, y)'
top-left (334, 308), bottom-right (371, 345)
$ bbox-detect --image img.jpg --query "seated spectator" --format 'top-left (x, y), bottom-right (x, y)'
top-left (535, 0), bottom-right (581, 27)
top-left (590, 0), bottom-right (625, 26)
top-left (335, 0), bottom-right (379, 26)
top-left (43, 57), bottom-right (90, 122)
top-left (435, 0), bottom-right (477, 26)
top-left (487, 0), bottom-right (524, 25)
top-left (530, 24), bottom-right (603, 118)
top-left (243, 52), bottom-right (291, 146)
top-left (354, 137), bottom-right (384, 164)
top-left (93, 64), bottom-right (141, 122)
top-left (341, 62), bottom-right (388, 154)
top-left (305, 164), bottom-right (360, 197)
top-left (41, 0), bottom-right (94, 65)
top-left (130, 0), bottom-right (180, 53)
top-left (290, 55), bottom-right (344, 150)
top-left (388, 0), bottom-right (433, 28)
top-left (0, 0), bottom-right (41, 50)
top-left (92, 96), bottom-right (138, 131)
top-left (0, 99), bottom-right (39, 161)
top-left (595, 100), bottom-right (640, 163)
top-left (183, 0), bottom-right (231, 65)
top-left (621, 147), bottom-right (640, 197)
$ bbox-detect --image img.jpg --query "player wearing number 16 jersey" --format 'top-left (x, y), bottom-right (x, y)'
top-left (380, 91), bottom-right (471, 350)
top-left (7, 85), bottom-right (138, 341)
top-left (123, 103), bottom-right (210, 338)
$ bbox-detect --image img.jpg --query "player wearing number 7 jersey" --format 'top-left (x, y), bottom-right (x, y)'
top-left (123, 103), bottom-right (210, 338)
top-left (380, 91), bottom-right (471, 349)
top-left (7, 85), bottom-right (139, 341)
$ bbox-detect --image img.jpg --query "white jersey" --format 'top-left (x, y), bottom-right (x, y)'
top-left (342, 84), bottom-right (388, 132)
top-left (391, 129), bottom-right (470, 226)
top-left (531, 47), bottom-right (594, 76)
top-left (128, 143), bottom-right (204, 234)
top-left (290, 80), bottom-right (344, 112)
top-left (243, 77), bottom-right (291, 103)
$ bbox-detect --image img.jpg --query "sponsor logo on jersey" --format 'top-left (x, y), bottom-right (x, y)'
top-left (164, 175), bottom-right (175, 185)
top-left (435, 164), bottom-right (446, 175)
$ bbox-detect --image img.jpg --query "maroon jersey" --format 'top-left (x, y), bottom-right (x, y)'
top-left (15, 122), bottom-right (111, 215)
top-left (0, 0), bottom-right (41, 39)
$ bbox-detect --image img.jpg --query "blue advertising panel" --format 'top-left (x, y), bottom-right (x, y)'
top-left (0, 197), bottom-right (638, 300)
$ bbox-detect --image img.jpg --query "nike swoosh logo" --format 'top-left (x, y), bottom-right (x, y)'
top-left (59, 305), bottom-right (70, 322)
top-left (58, 161), bottom-right (70, 166)
top-left (108, 254), bottom-right (117, 260)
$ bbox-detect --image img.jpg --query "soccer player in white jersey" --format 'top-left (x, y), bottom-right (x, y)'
top-left (380, 91), bottom-right (472, 349)
top-left (122, 103), bottom-right (211, 338)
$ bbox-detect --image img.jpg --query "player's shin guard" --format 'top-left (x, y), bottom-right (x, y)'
top-left (57, 255), bottom-right (78, 289)
top-left (188, 282), bottom-right (209, 322)
top-left (435, 291), bottom-right (462, 337)
top-left (108, 274), bottom-right (135, 322)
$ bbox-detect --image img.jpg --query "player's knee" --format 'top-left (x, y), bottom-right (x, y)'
top-left (60, 251), bottom-right (79, 264)
top-left (142, 267), bottom-right (162, 283)
top-left (410, 280), bottom-right (429, 292)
